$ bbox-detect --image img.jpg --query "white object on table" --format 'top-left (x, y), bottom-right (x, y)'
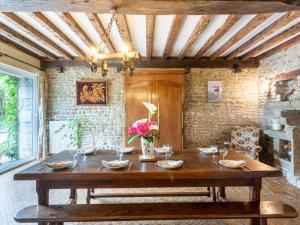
top-left (102, 160), bottom-right (129, 169)
top-left (121, 147), bottom-right (135, 153)
top-left (218, 160), bottom-right (246, 168)
top-left (198, 147), bottom-right (216, 154)
top-left (157, 160), bottom-right (183, 169)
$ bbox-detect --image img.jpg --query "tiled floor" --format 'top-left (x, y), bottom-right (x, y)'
top-left (1, 162), bottom-right (299, 225)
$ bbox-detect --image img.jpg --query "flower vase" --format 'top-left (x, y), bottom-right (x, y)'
top-left (140, 137), bottom-right (154, 157)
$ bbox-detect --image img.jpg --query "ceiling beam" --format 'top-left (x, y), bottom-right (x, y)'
top-left (88, 13), bottom-right (116, 53)
top-left (0, 20), bottom-right (58, 60)
top-left (163, 15), bottom-right (185, 59)
top-left (3, 12), bottom-right (74, 60)
top-left (226, 11), bottom-right (300, 60)
top-left (196, 15), bottom-right (242, 58)
top-left (33, 12), bottom-right (86, 58)
top-left (242, 23), bottom-right (300, 60)
top-left (258, 34), bottom-right (300, 60)
top-left (115, 14), bottom-right (133, 51)
top-left (0, 34), bottom-right (42, 59)
top-left (61, 12), bottom-right (95, 48)
top-left (0, 1), bottom-right (299, 14)
top-left (178, 15), bottom-right (213, 60)
top-left (43, 57), bottom-right (260, 69)
top-left (146, 15), bottom-right (155, 59)
top-left (210, 13), bottom-right (273, 60)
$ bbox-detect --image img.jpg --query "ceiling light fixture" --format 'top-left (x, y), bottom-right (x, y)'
top-left (89, 12), bottom-right (140, 76)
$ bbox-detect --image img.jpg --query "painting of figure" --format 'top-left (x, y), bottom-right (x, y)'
top-left (76, 81), bottom-right (107, 105)
top-left (208, 81), bottom-right (222, 103)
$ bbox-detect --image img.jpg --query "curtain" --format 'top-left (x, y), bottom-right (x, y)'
top-left (37, 71), bottom-right (48, 160)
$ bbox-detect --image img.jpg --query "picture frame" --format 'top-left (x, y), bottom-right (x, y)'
top-left (208, 81), bottom-right (222, 103)
top-left (76, 80), bottom-right (108, 105)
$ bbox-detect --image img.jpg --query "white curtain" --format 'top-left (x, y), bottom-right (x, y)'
top-left (37, 71), bottom-right (48, 159)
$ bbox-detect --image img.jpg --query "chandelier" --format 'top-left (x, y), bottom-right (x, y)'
top-left (89, 14), bottom-right (140, 76)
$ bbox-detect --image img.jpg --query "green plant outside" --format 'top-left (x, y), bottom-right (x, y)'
top-left (0, 73), bottom-right (19, 160)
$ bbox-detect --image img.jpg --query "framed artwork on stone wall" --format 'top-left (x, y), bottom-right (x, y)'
top-left (208, 81), bottom-right (222, 103)
top-left (76, 81), bottom-right (107, 105)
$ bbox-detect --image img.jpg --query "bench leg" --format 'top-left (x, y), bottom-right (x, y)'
top-left (249, 178), bottom-right (262, 225)
top-left (36, 181), bottom-right (49, 225)
top-left (259, 218), bottom-right (267, 225)
top-left (87, 188), bottom-right (91, 204)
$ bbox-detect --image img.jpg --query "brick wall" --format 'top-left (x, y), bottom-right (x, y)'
top-left (46, 66), bottom-right (260, 149)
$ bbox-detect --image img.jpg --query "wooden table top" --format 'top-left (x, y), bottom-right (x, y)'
top-left (14, 149), bottom-right (281, 181)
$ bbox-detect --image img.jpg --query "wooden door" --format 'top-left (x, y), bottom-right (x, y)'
top-left (125, 70), bottom-right (184, 151)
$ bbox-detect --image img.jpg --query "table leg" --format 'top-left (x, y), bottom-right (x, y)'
top-left (36, 181), bottom-right (49, 225)
top-left (249, 178), bottom-right (262, 225)
top-left (69, 189), bottom-right (77, 204)
top-left (218, 187), bottom-right (226, 200)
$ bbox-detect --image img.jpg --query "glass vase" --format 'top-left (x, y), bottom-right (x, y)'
top-left (140, 137), bottom-right (154, 157)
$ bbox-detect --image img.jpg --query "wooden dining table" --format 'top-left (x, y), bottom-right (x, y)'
top-left (14, 149), bottom-right (281, 225)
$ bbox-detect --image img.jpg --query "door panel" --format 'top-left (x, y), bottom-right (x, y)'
top-left (156, 81), bottom-right (183, 151)
top-left (125, 81), bottom-right (154, 148)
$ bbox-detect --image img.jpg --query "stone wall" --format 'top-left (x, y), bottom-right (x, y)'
top-left (184, 68), bottom-right (259, 147)
top-left (46, 67), bottom-right (125, 150)
top-left (46, 66), bottom-right (260, 149)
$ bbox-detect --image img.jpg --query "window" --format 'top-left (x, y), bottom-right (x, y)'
top-left (0, 64), bottom-right (37, 173)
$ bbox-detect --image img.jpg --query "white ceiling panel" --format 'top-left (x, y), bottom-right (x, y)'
top-left (188, 15), bottom-right (229, 57)
top-left (70, 12), bottom-right (109, 53)
top-left (0, 30), bottom-right (46, 56)
top-left (204, 14), bottom-right (257, 56)
top-left (221, 12), bottom-right (286, 56)
top-left (152, 15), bottom-right (174, 57)
top-left (0, 13), bottom-right (61, 56)
top-left (126, 15), bottom-right (146, 56)
top-left (97, 13), bottom-right (123, 53)
top-left (253, 32), bottom-right (300, 57)
top-left (170, 15), bottom-right (201, 56)
top-left (15, 12), bottom-right (78, 56)
top-left (43, 12), bottom-right (90, 55)
top-left (239, 16), bottom-right (300, 56)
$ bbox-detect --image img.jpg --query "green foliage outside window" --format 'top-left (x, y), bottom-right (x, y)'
top-left (0, 73), bottom-right (19, 160)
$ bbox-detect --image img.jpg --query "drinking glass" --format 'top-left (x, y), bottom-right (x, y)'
top-left (219, 148), bottom-right (228, 161)
top-left (116, 147), bottom-right (124, 161)
top-left (211, 145), bottom-right (218, 158)
top-left (70, 148), bottom-right (79, 167)
top-left (163, 144), bottom-right (173, 160)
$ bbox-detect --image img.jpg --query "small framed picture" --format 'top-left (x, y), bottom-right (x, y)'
top-left (76, 81), bottom-right (107, 105)
top-left (208, 81), bottom-right (222, 103)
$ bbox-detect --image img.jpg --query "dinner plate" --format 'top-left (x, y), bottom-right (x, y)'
top-left (81, 148), bottom-right (96, 155)
top-left (102, 160), bottom-right (129, 169)
top-left (121, 147), bottom-right (135, 153)
top-left (218, 160), bottom-right (246, 168)
top-left (198, 147), bottom-right (215, 154)
top-left (157, 160), bottom-right (183, 169)
top-left (154, 147), bottom-right (169, 154)
top-left (46, 161), bottom-right (73, 170)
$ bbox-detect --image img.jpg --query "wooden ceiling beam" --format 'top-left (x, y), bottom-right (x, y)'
top-left (226, 11), bottom-right (300, 60)
top-left (178, 15), bottom-right (213, 60)
top-left (242, 23), bottom-right (300, 60)
top-left (146, 15), bottom-right (155, 59)
top-left (0, 20), bottom-right (58, 60)
top-left (196, 15), bottom-right (242, 58)
top-left (210, 13), bottom-right (273, 60)
top-left (115, 14), bottom-right (133, 51)
top-left (3, 12), bottom-right (74, 60)
top-left (0, 1), bottom-right (299, 14)
top-left (0, 34), bottom-right (42, 59)
top-left (88, 13), bottom-right (116, 53)
top-left (43, 57), bottom-right (260, 69)
top-left (33, 12), bottom-right (86, 58)
top-left (62, 12), bottom-right (95, 48)
top-left (258, 34), bottom-right (300, 60)
top-left (163, 15), bottom-right (185, 59)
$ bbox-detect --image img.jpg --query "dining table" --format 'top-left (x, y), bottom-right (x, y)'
top-left (14, 148), bottom-right (281, 225)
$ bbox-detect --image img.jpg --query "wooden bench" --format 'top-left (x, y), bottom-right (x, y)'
top-left (15, 201), bottom-right (298, 225)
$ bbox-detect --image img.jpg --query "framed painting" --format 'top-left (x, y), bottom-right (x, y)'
top-left (76, 81), bottom-right (107, 105)
top-left (208, 81), bottom-right (222, 103)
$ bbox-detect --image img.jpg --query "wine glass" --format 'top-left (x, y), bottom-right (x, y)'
top-left (219, 148), bottom-right (228, 161)
top-left (211, 145), bottom-right (218, 158)
top-left (70, 148), bottom-right (79, 167)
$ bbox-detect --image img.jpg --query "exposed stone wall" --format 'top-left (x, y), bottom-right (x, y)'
top-left (46, 67), bottom-right (125, 150)
top-left (184, 68), bottom-right (259, 147)
top-left (46, 66), bottom-right (260, 149)
top-left (258, 44), bottom-right (300, 127)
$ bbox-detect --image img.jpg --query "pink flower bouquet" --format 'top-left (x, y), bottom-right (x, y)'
top-left (127, 119), bottom-right (159, 144)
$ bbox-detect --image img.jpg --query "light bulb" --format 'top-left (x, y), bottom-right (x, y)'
top-left (121, 44), bottom-right (128, 53)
